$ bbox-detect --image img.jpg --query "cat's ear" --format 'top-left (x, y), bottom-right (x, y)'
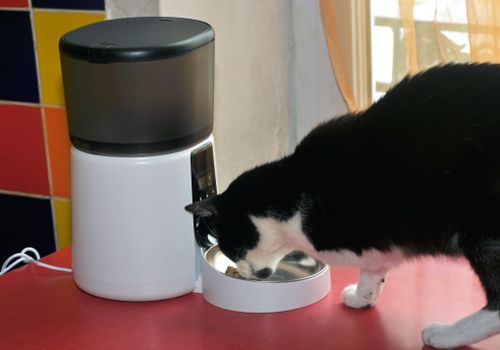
top-left (185, 196), bottom-right (218, 217)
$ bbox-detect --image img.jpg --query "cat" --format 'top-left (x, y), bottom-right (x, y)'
top-left (186, 63), bottom-right (500, 349)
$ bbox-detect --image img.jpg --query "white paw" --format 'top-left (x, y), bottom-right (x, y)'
top-left (422, 323), bottom-right (462, 349)
top-left (341, 284), bottom-right (375, 309)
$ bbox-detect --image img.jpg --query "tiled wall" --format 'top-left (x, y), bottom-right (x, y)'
top-left (0, 0), bottom-right (105, 263)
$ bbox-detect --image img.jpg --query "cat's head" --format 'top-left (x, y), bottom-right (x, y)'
top-left (185, 161), bottom-right (297, 279)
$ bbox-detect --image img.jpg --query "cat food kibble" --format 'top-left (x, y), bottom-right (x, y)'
top-left (225, 266), bottom-right (241, 278)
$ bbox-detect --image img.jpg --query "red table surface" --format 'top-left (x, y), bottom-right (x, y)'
top-left (1, 248), bottom-right (499, 350)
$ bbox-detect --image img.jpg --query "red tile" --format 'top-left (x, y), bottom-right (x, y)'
top-left (0, 104), bottom-right (49, 195)
top-left (0, 0), bottom-right (29, 7)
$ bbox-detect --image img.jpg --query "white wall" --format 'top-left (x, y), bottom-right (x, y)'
top-left (159, 1), bottom-right (292, 190)
top-left (290, 0), bottom-right (348, 142)
top-left (106, 0), bottom-right (159, 18)
top-left (106, 0), bottom-right (347, 190)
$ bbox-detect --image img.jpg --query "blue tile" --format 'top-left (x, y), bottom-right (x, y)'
top-left (0, 11), bottom-right (39, 103)
top-left (32, 0), bottom-right (104, 10)
top-left (0, 193), bottom-right (55, 265)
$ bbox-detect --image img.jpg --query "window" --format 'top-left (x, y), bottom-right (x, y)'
top-left (370, 0), bottom-right (470, 101)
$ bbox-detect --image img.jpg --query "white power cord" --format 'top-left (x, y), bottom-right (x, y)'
top-left (0, 247), bottom-right (72, 276)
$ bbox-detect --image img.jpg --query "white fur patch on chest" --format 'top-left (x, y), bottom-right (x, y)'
top-left (250, 212), bottom-right (406, 272)
top-left (250, 212), bottom-right (312, 254)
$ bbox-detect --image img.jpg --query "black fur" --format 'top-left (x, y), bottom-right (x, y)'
top-left (187, 63), bottom-right (500, 310)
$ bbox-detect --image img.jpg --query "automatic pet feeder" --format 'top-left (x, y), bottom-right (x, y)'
top-left (59, 17), bottom-right (330, 311)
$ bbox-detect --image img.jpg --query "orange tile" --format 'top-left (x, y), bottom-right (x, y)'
top-left (44, 107), bottom-right (70, 198)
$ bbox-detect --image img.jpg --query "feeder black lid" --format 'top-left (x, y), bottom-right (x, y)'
top-left (60, 17), bottom-right (214, 63)
top-left (59, 17), bottom-right (215, 156)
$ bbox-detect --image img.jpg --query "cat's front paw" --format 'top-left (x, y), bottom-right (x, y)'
top-left (341, 284), bottom-right (374, 309)
top-left (422, 323), bottom-right (462, 349)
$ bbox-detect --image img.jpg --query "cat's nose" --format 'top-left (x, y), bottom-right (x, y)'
top-left (255, 268), bottom-right (272, 279)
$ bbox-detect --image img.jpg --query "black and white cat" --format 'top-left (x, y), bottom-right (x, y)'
top-left (186, 63), bottom-right (500, 348)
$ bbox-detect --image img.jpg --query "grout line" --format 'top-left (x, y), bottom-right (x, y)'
top-left (28, 0), bottom-right (59, 250)
top-left (40, 110), bottom-right (54, 195)
top-left (0, 100), bottom-right (66, 109)
top-left (0, 188), bottom-right (71, 202)
top-left (51, 199), bottom-right (60, 250)
top-left (0, 7), bottom-right (29, 11)
top-left (0, 100), bottom-right (39, 108)
top-left (38, 103), bottom-right (64, 109)
top-left (0, 189), bottom-right (50, 200)
top-left (33, 8), bottom-right (105, 14)
top-left (28, 0), bottom-right (42, 106)
top-left (1, 7), bottom-right (104, 14)
top-left (53, 196), bottom-right (70, 202)
top-left (41, 107), bottom-right (58, 248)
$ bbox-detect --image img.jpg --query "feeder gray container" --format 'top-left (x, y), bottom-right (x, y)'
top-left (59, 17), bottom-right (215, 156)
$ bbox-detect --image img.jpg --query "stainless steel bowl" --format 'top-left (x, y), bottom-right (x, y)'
top-left (205, 246), bottom-right (327, 282)
top-left (201, 244), bottom-right (331, 313)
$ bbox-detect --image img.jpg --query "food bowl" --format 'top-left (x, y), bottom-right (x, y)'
top-left (201, 244), bottom-right (331, 313)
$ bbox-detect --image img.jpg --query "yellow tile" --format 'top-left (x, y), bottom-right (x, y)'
top-left (34, 11), bottom-right (105, 105)
top-left (54, 199), bottom-right (72, 250)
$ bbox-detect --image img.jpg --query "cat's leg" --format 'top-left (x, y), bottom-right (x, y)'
top-left (422, 309), bottom-right (500, 348)
top-left (342, 269), bottom-right (387, 308)
top-left (422, 237), bottom-right (500, 348)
